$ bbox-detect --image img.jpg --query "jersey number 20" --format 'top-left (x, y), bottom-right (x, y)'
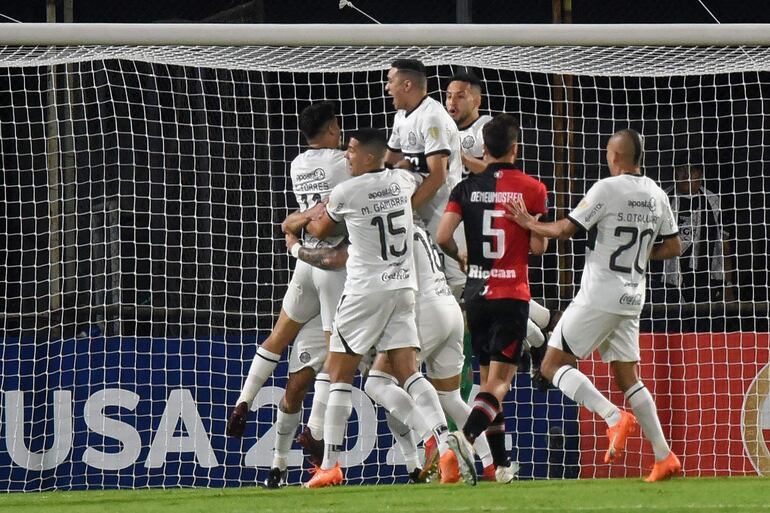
top-left (609, 226), bottom-right (655, 274)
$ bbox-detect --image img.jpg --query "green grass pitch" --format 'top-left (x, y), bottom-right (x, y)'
top-left (1, 478), bottom-right (768, 513)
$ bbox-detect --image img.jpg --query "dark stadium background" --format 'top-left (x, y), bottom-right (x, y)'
top-left (1, 0), bottom-right (768, 340)
top-left (4, 0), bottom-right (770, 24)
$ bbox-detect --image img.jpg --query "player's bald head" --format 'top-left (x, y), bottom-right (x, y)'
top-left (609, 129), bottom-right (644, 168)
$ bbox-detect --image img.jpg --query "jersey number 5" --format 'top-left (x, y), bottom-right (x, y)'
top-left (483, 210), bottom-right (505, 259)
top-left (371, 209), bottom-right (408, 261)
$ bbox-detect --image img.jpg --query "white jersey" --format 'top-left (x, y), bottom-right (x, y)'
top-left (387, 96), bottom-right (463, 228)
top-left (326, 168), bottom-right (420, 295)
top-left (458, 114), bottom-right (492, 178)
top-left (413, 224), bottom-right (454, 302)
top-left (568, 173), bottom-right (679, 316)
top-left (290, 148), bottom-right (350, 248)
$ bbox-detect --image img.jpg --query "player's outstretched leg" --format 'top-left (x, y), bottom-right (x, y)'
top-left (614, 370), bottom-right (682, 482)
top-left (298, 371), bottom-right (329, 466)
top-left (228, 309), bottom-right (302, 438)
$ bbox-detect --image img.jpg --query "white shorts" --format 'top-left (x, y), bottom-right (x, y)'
top-left (330, 289), bottom-right (420, 356)
top-left (416, 297), bottom-right (464, 379)
top-left (548, 302), bottom-right (640, 363)
top-left (282, 260), bottom-right (346, 332)
top-left (288, 314), bottom-right (327, 374)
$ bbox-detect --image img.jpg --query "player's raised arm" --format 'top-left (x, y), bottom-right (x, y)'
top-left (505, 197), bottom-right (577, 240)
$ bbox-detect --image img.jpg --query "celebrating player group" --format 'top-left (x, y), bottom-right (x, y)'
top-left (227, 58), bottom-right (684, 488)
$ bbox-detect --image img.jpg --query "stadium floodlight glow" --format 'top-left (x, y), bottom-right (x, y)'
top-left (0, 23), bottom-right (768, 491)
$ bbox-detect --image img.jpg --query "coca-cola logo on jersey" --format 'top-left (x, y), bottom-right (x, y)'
top-left (368, 183), bottom-right (401, 199)
top-left (296, 168), bottom-right (326, 182)
top-left (381, 268), bottom-right (410, 282)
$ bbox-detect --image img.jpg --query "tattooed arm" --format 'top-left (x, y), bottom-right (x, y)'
top-left (285, 231), bottom-right (348, 271)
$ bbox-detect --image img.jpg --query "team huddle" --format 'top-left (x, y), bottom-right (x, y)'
top-left (227, 59), bottom-right (685, 488)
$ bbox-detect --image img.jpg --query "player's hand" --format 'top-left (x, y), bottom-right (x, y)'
top-left (305, 201), bottom-right (327, 221)
top-left (285, 231), bottom-right (300, 253)
top-left (504, 196), bottom-right (535, 228)
top-left (458, 251), bottom-right (468, 274)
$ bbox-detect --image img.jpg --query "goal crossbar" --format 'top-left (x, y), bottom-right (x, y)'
top-left (1, 23), bottom-right (769, 47)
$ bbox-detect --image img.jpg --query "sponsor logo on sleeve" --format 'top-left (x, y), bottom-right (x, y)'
top-left (427, 126), bottom-right (440, 140)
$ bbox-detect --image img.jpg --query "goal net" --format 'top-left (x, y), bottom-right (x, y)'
top-left (0, 24), bottom-right (769, 490)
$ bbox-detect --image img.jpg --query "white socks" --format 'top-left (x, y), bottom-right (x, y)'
top-left (403, 372), bottom-right (450, 454)
top-left (525, 319), bottom-right (545, 349)
top-left (307, 372), bottom-right (330, 440)
top-left (529, 300), bottom-right (551, 329)
top-left (321, 382), bottom-right (353, 470)
top-left (236, 346), bottom-right (280, 407)
top-left (364, 370), bottom-right (431, 439)
top-left (272, 409), bottom-right (301, 470)
top-left (553, 365), bottom-right (621, 426)
top-left (437, 388), bottom-right (494, 468)
top-left (625, 382), bottom-right (671, 461)
top-left (386, 412), bottom-right (420, 472)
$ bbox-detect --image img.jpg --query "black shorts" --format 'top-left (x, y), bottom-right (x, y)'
top-left (465, 297), bottom-right (528, 366)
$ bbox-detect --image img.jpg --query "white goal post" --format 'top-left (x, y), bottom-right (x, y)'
top-left (0, 24), bottom-right (769, 491)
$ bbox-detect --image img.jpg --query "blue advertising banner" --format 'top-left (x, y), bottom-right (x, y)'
top-left (0, 335), bottom-right (578, 491)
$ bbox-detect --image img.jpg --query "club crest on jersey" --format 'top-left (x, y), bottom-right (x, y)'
top-left (462, 135), bottom-right (476, 149)
top-left (368, 183), bottom-right (402, 199)
top-left (299, 351), bottom-right (311, 364)
top-left (407, 131), bottom-right (418, 146)
top-left (296, 167), bottom-right (326, 182)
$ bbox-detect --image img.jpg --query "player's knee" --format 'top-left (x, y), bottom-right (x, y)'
top-left (363, 371), bottom-right (393, 402)
top-left (282, 371), bottom-right (313, 411)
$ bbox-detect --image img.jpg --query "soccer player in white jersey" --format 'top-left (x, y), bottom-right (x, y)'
top-left (445, 71), bottom-right (492, 177)
top-left (285, 128), bottom-right (453, 488)
top-left (285, 224), bottom-right (496, 484)
top-left (505, 129), bottom-right (684, 483)
top-left (226, 102), bottom-right (350, 444)
top-left (384, 59), bottom-right (466, 295)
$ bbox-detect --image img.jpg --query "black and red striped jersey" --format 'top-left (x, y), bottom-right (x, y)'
top-left (445, 162), bottom-right (548, 301)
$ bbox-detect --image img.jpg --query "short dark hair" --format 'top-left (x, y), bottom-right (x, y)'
top-left (391, 58), bottom-right (427, 90)
top-left (482, 114), bottom-right (520, 158)
top-left (349, 128), bottom-right (387, 158)
top-left (617, 128), bottom-right (644, 167)
top-left (448, 71), bottom-right (483, 93)
top-left (298, 101), bottom-right (336, 141)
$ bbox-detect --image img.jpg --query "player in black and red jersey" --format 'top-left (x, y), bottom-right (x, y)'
top-left (436, 114), bottom-right (548, 485)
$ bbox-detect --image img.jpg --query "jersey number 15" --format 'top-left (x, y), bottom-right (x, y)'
top-left (371, 209), bottom-right (408, 261)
